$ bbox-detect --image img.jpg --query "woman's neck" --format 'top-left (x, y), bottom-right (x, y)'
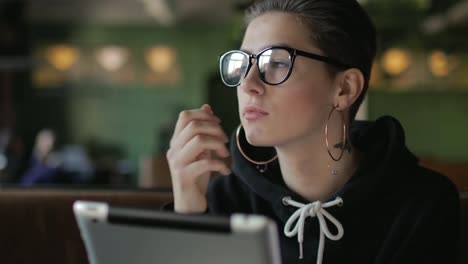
top-left (276, 135), bottom-right (358, 202)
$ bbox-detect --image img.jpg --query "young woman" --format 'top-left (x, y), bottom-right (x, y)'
top-left (166, 0), bottom-right (460, 263)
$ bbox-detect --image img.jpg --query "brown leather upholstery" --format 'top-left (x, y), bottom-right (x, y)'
top-left (0, 189), bottom-right (173, 264)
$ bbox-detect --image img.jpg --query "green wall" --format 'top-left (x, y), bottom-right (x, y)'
top-left (368, 90), bottom-right (468, 162)
top-left (30, 23), bottom-right (236, 180)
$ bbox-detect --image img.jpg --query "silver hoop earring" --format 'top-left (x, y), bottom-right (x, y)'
top-left (236, 125), bottom-right (277, 172)
top-left (325, 106), bottom-right (347, 162)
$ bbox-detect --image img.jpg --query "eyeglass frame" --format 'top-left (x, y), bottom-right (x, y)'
top-left (219, 46), bottom-right (353, 87)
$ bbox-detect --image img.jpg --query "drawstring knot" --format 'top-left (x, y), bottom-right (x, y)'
top-left (283, 196), bottom-right (344, 264)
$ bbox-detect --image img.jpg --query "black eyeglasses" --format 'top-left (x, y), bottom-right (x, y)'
top-left (219, 46), bottom-right (352, 87)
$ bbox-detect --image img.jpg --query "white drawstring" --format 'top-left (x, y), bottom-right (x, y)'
top-left (283, 196), bottom-right (344, 264)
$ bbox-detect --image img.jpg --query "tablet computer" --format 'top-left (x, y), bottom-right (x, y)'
top-left (73, 201), bottom-right (281, 264)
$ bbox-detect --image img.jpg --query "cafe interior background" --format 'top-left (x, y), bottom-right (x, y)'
top-left (0, 0), bottom-right (467, 190)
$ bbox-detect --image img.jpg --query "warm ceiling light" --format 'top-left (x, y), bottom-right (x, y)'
top-left (381, 48), bottom-right (411, 76)
top-left (95, 46), bottom-right (129, 72)
top-left (46, 44), bottom-right (79, 71)
top-left (428, 50), bottom-right (450, 77)
top-left (146, 46), bottom-right (176, 74)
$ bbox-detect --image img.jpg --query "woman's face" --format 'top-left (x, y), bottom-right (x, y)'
top-left (238, 12), bottom-right (337, 148)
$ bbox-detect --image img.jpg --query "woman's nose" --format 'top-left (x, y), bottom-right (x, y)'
top-left (239, 66), bottom-right (265, 96)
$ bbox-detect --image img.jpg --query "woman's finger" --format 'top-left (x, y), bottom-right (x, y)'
top-left (172, 105), bottom-right (220, 140)
top-left (171, 120), bottom-right (228, 151)
top-left (175, 134), bottom-right (230, 165)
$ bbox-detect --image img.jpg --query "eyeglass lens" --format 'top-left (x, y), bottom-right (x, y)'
top-left (221, 48), bottom-right (292, 86)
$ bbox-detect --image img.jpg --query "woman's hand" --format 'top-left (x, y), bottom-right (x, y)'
top-left (166, 104), bottom-right (231, 213)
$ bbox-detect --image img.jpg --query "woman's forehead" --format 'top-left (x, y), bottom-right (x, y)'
top-left (241, 12), bottom-right (319, 54)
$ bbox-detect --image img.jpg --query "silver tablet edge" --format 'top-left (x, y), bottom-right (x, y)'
top-left (230, 214), bottom-right (282, 264)
top-left (266, 217), bottom-right (282, 264)
top-left (73, 200), bottom-right (109, 222)
top-left (230, 214), bottom-right (271, 232)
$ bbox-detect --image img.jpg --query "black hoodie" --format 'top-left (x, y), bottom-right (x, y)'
top-left (207, 116), bottom-right (460, 264)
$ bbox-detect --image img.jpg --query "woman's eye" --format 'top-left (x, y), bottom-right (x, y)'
top-left (270, 61), bottom-right (289, 68)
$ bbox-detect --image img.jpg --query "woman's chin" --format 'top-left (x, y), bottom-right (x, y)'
top-left (245, 132), bottom-right (273, 147)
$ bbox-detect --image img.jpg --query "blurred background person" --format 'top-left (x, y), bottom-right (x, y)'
top-left (19, 129), bottom-right (63, 185)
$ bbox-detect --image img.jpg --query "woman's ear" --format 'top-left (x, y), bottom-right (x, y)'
top-left (333, 68), bottom-right (364, 110)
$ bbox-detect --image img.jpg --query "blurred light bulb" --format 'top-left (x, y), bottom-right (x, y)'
top-left (428, 50), bottom-right (450, 77)
top-left (46, 44), bottom-right (79, 71)
top-left (146, 46), bottom-right (176, 74)
top-left (382, 48), bottom-right (411, 76)
top-left (96, 46), bottom-right (129, 72)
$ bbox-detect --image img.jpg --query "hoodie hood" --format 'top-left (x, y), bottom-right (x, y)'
top-left (230, 115), bottom-right (419, 224)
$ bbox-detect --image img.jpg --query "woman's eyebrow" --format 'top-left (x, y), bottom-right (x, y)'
top-left (239, 43), bottom-right (292, 54)
top-left (271, 43), bottom-right (292, 48)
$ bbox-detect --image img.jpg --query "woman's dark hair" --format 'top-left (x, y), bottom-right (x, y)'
top-left (245, 0), bottom-right (377, 121)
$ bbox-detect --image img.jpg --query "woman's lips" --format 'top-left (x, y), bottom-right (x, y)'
top-left (243, 106), bottom-right (268, 121)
